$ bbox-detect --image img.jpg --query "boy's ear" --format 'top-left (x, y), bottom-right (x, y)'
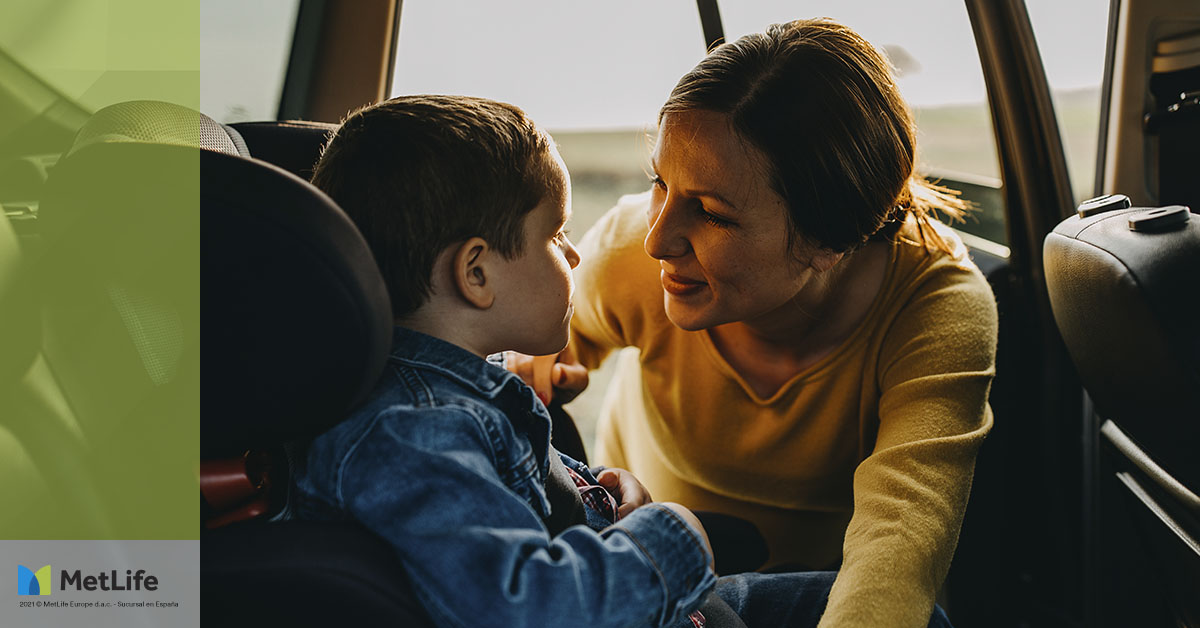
top-left (452, 237), bottom-right (495, 309)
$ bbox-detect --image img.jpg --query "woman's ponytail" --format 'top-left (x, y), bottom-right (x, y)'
top-left (905, 176), bottom-right (972, 254)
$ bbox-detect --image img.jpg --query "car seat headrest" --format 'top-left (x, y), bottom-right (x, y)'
top-left (1044, 204), bottom-right (1200, 489)
top-left (229, 121), bottom-right (337, 180)
top-left (1046, 206), bottom-right (1200, 412)
top-left (68, 100), bottom-right (249, 157)
top-left (201, 150), bottom-right (393, 458)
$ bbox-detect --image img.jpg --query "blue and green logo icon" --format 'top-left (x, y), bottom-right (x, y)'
top-left (17, 565), bottom-right (52, 595)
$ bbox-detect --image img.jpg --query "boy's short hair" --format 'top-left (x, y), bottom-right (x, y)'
top-left (312, 94), bottom-right (562, 317)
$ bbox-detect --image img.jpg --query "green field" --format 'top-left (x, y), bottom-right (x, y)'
top-left (553, 86), bottom-right (1100, 242)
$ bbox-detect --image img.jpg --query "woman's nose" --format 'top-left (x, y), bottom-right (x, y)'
top-left (644, 197), bottom-right (690, 260)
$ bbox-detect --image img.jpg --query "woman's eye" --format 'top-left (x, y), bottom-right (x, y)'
top-left (647, 173), bottom-right (733, 228)
top-left (554, 229), bottom-right (571, 243)
top-left (700, 207), bottom-right (734, 228)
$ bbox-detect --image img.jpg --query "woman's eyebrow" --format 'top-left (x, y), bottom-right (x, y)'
top-left (690, 189), bottom-right (740, 212)
top-left (649, 161), bottom-right (740, 212)
top-left (676, 181), bottom-right (741, 213)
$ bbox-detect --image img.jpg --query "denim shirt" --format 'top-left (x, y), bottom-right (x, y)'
top-left (291, 327), bottom-right (715, 628)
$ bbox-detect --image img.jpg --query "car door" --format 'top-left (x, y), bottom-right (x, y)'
top-left (700, 4), bottom-right (1112, 626)
top-left (950, 2), bottom-right (1085, 625)
top-left (692, 2), bottom-right (1087, 625)
top-left (1082, 1), bottom-right (1200, 625)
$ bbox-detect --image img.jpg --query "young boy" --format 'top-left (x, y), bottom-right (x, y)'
top-left (289, 95), bottom-right (719, 628)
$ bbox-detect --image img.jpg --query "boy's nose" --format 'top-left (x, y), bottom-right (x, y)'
top-left (564, 236), bottom-right (581, 269)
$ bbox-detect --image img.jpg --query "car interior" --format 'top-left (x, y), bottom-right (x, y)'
top-left (1, 0), bottom-right (1197, 626)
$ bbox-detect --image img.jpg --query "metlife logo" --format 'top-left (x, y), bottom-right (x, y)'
top-left (3, 541), bottom-right (197, 628)
top-left (16, 565), bottom-right (51, 596)
top-left (19, 564), bottom-right (162, 597)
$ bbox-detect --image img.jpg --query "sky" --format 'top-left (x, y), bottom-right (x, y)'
top-left (389, 0), bottom-right (1111, 130)
top-left (187, 0), bottom-right (1111, 128)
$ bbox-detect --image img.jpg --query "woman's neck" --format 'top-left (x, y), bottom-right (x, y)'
top-left (708, 291), bottom-right (835, 378)
top-left (717, 252), bottom-right (846, 351)
top-left (707, 241), bottom-right (889, 396)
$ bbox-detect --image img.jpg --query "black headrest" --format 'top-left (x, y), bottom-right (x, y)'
top-left (40, 101), bottom-right (248, 243)
top-left (37, 140), bottom-right (201, 439)
top-left (69, 100), bottom-right (249, 158)
top-left (201, 149), bottom-right (392, 458)
top-left (1044, 205), bottom-right (1200, 489)
top-left (229, 121), bottom-right (337, 180)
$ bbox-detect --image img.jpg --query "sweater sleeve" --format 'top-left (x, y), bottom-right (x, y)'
top-left (818, 259), bottom-right (998, 628)
top-left (570, 192), bottom-right (658, 369)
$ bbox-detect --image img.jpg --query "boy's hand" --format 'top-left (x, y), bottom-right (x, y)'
top-left (505, 345), bottom-right (588, 405)
top-left (595, 468), bottom-right (652, 520)
top-left (597, 473), bottom-right (715, 568)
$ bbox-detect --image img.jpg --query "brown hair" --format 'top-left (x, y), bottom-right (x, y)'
top-left (312, 95), bottom-right (561, 317)
top-left (660, 18), bottom-right (967, 255)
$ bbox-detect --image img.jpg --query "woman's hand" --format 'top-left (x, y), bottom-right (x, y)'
top-left (505, 345), bottom-right (589, 405)
top-left (658, 502), bottom-right (714, 569)
top-left (595, 468), bottom-right (652, 520)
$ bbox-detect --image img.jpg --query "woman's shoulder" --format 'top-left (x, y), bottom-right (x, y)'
top-left (571, 191), bottom-right (672, 346)
top-left (873, 214), bottom-right (1003, 353)
top-left (575, 191), bottom-right (660, 288)
top-left (888, 215), bottom-right (990, 293)
top-left (578, 190), bottom-right (652, 255)
top-left (879, 216), bottom-right (998, 338)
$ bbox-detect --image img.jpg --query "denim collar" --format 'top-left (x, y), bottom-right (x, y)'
top-left (389, 325), bottom-right (552, 495)
top-left (388, 326), bottom-right (518, 400)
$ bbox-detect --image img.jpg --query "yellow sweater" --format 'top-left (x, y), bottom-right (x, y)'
top-left (570, 192), bottom-right (997, 628)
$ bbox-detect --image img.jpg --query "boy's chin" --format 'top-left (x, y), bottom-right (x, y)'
top-left (512, 329), bottom-right (570, 358)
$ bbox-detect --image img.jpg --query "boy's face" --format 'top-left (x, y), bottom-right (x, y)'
top-left (491, 155), bottom-right (581, 356)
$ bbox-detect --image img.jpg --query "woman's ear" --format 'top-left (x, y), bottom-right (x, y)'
top-left (452, 237), bottom-right (496, 309)
top-left (808, 249), bottom-right (845, 273)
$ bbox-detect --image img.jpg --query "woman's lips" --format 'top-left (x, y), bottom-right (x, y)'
top-left (661, 270), bottom-right (707, 296)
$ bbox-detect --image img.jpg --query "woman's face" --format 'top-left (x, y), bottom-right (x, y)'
top-left (646, 110), bottom-right (837, 331)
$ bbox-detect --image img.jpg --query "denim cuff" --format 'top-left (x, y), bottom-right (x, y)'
top-left (604, 504), bottom-right (716, 626)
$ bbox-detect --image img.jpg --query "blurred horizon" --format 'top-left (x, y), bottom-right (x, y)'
top-left (553, 85), bottom-right (1102, 246)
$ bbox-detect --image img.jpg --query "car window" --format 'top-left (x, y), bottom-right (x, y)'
top-left (1025, 0), bottom-right (1110, 202)
top-left (391, 0), bottom-right (706, 240)
top-left (391, 2), bottom-right (1025, 447)
top-left (1, 1), bottom-right (200, 115)
top-left (200, 0), bottom-right (300, 123)
top-left (391, 1), bottom-right (707, 452)
top-left (723, 2), bottom-right (1007, 250)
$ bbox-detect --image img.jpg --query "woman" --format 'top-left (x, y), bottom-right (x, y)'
top-left (517, 18), bottom-right (996, 627)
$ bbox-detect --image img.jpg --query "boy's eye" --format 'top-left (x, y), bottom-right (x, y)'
top-left (554, 229), bottom-right (571, 243)
top-left (649, 174), bottom-right (667, 190)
